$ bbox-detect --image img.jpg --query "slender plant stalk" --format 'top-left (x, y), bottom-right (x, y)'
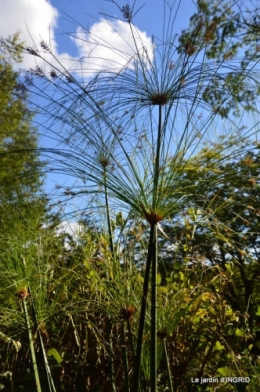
top-left (150, 225), bottom-right (158, 392)
top-left (121, 323), bottom-right (130, 392)
top-left (163, 338), bottom-right (173, 392)
top-left (127, 319), bottom-right (135, 359)
top-left (132, 224), bottom-right (155, 392)
top-left (107, 317), bottom-right (117, 392)
top-left (104, 167), bottom-right (115, 256)
top-left (22, 296), bottom-right (42, 392)
top-left (150, 104), bottom-right (163, 392)
top-left (28, 286), bottom-right (56, 392)
top-left (9, 372), bottom-right (14, 392)
top-left (104, 168), bottom-right (117, 392)
top-left (104, 167), bottom-right (114, 281)
top-left (153, 104), bottom-right (163, 207)
top-left (133, 104), bottom-right (163, 392)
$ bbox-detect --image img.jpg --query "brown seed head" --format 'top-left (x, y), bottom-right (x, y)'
top-left (50, 69), bottom-right (58, 78)
top-left (248, 178), bottom-right (256, 186)
top-left (26, 47), bottom-right (39, 56)
top-left (121, 4), bottom-right (132, 21)
top-left (204, 21), bottom-right (217, 43)
top-left (150, 92), bottom-right (170, 105)
top-left (157, 329), bottom-right (168, 339)
top-left (40, 41), bottom-right (49, 51)
top-left (184, 42), bottom-right (197, 56)
top-left (244, 158), bottom-right (253, 166)
top-left (140, 204), bottom-right (164, 224)
top-left (223, 51), bottom-right (234, 60)
top-left (120, 305), bottom-right (136, 320)
top-left (16, 288), bottom-right (28, 299)
top-left (39, 323), bottom-right (49, 343)
top-left (99, 157), bottom-right (110, 167)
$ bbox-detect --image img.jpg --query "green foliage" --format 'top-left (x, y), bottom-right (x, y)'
top-left (0, 36), bottom-right (62, 392)
top-left (0, 35), bottom-right (42, 198)
top-left (0, 32), bottom-right (47, 262)
top-left (178, 0), bottom-right (260, 117)
top-left (47, 348), bottom-right (62, 365)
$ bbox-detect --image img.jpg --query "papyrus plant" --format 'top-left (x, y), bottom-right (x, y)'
top-left (4, 1), bottom-right (260, 390)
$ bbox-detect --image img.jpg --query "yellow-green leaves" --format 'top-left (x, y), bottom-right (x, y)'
top-left (214, 341), bottom-right (225, 351)
top-left (47, 348), bottom-right (63, 364)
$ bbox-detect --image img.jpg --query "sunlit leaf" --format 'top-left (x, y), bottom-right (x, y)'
top-left (47, 348), bottom-right (62, 364)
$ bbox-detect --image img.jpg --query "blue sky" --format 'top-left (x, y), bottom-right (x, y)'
top-left (0, 1), bottom-right (198, 198)
top-left (1, 1), bottom-right (196, 70)
top-left (2, 0), bottom-right (259, 224)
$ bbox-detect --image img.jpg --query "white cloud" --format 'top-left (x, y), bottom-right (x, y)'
top-left (72, 19), bottom-right (154, 76)
top-left (0, 0), bottom-right (67, 69)
top-left (0, 0), bottom-right (153, 77)
top-left (57, 221), bottom-right (82, 237)
top-left (0, 0), bottom-right (58, 41)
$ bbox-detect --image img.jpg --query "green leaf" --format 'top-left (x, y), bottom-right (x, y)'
top-left (183, 244), bottom-right (189, 252)
top-left (47, 348), bottom-right (62, 364)
top-left (256, 306), bottom-right (260, 316)
top-left (215, 340), bottom-right (224, 351)
top-left (193, 316), bottom-right (201, 324)
top-left (235, 328), bottom-right (244, 337)
top-left (225, 307), bottom-right (233, 316)
top-left (217, 366), bottom-right (229, 376)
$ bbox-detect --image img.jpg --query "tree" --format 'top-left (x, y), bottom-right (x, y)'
top-left (0, 34), bottom-right (61, 392)
top-left (178, 0), bottom-right (260, 117)
top-left (0, 34), bottom-right (42, 187)
top-left (161, 138), bottom-right (260, 349)
top-left (0, 33), bottom-right (46, 241)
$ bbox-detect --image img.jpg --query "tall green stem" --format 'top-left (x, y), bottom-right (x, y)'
top-left (163, 338), bottom-right (173, 392)
top-left (153, 104), bottom-right (163, 209)
top-left (104, 167), bottom-right (117, 392)
top-left (127, 319), bottom-right (135, 359)
top-left (22, 297), bottom-right (42, 392)
top-left (132, 224), bottom-right (155, 392)
top-left (107, 317), bottom-right (117, 392)
top-left (150, 225), bottom-right (158, 392)
top-left (133, 104), bottom-right (163, 392)
top-left (28, 286), bottom-right (56, 392)
top-left (104, 167), bottom-right (115, 256)
top-left (121, 323), bottom-right (130, 392)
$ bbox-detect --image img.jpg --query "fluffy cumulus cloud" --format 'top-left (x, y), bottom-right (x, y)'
top-left (1, 0), bottom-right (58, 41)
top-left (72, 19), bottom-right (154, 75)
top-left (57, 221), bottom-right (82, 237)
top-left (0, 0), bottom-right (153, 76)
top-left (0, 0), bottom-right (64, 69)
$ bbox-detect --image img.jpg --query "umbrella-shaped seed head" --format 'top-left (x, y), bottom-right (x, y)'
top-left (98, 154), bottom-right (110, 168)
top-left (140, 204), bottom-right (164, 224)
top-left (149, 92), bottom-right (170, 105)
